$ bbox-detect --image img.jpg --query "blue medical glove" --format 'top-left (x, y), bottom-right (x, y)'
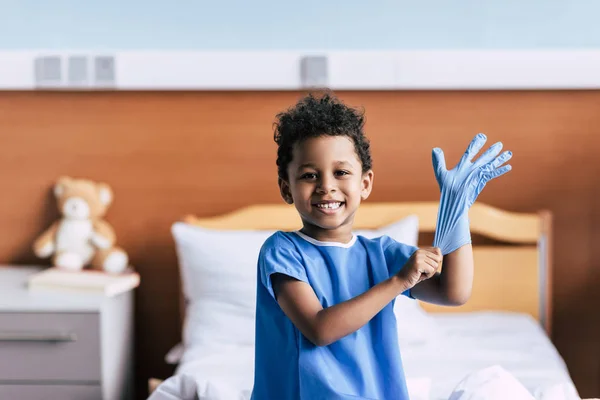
top-left (432, 133), bottom-right (513, 255)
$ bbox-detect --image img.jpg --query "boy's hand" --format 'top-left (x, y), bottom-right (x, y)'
top-left (396, 247), bottom-right (442, 290)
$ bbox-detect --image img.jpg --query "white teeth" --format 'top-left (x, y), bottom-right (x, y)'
top-left (316, 202), bottom-right (341, 210)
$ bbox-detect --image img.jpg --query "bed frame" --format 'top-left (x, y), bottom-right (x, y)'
top-left (149, 201), bottom-right (552, 395)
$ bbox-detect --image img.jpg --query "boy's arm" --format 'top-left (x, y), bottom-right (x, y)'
top-left (271, 247), bottom-right (440, 347)
top-left (272, 274), bottom-right (409, 347)
top-left (420, 134), bottom-right (510, 306)
top-left (410, 244), bottom-right (473, 306)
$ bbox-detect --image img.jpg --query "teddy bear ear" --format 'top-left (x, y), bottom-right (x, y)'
top-left (97, 183), bottom-right (113, 206)
top-left (53, 176), bottom-right (72, 198)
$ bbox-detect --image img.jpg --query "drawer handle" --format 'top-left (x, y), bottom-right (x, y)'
top-left (0, 331), bottom-right (78, 342)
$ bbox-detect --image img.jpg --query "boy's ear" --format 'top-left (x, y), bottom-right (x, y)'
top-left (361, 170), bottom-right (374, 201)
top-left (278, 178), bottom-right (294, 204)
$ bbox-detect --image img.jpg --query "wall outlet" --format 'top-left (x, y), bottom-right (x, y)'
top-left (94, 55), bottom-right (116, 87)
top-left (68, 55), bottom-right (89, 87)
top-left (300, 56), bottom-right (328, 87)
top-left (34, 56), bottom-right (62, 88)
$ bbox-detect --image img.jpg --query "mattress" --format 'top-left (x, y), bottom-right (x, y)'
top-left (166, 312), bottom-right (579, 400)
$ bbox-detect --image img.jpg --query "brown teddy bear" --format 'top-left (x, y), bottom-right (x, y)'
top-left (33, 176), bottom-right (129, 274)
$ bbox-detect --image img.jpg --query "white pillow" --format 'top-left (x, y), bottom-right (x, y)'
top-left (170, 214), bottom-right (430, 363)
top-left (172, 223), bottom-right (273, 350)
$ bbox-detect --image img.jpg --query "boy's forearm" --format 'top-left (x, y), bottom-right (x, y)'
top-left (439, 244), bottom-right (474, 305)
top-left (412, 244), bottom-right (474, 306)
top-left (313, 276), bottom-right (410, 346)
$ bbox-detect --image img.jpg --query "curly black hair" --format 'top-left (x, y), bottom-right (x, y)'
top-left (273, 92), bottom-right (372, 181)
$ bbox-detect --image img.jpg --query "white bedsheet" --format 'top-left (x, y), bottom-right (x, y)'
top-left (402, 312), bottom-right (579, 400)
top-left (149, 312), bottom-right (580, 400)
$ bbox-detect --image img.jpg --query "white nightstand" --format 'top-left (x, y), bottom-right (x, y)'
top-left (0, 266), bottom-right (135, 400)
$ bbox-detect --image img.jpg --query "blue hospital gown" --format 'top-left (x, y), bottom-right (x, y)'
top-left (251, 230), bottom-right (418, 400)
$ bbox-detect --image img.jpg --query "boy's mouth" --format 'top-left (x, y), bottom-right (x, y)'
top-left (313, 200), bottom-right (345, 214)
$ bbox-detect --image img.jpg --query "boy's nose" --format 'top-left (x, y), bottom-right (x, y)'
top-left (316, 177), bottom-right (336, 194)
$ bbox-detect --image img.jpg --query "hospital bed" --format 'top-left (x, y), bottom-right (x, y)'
top-left (148, 201), bottom-right (583, 399)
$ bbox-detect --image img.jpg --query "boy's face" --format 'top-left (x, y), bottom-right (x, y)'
top-left (279, 135), bottom-right (373, 241)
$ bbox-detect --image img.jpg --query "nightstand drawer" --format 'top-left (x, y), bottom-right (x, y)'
top-left (0, 312), bottom-right (100, 382)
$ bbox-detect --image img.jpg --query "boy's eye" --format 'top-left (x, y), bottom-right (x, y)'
top-left (335, 170), bottom-right (350, 177)
top-left (300, 173), bottom-right (317, 180)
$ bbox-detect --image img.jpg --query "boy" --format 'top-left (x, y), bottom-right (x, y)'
top-left (251, 92), bottom-right (512, 400)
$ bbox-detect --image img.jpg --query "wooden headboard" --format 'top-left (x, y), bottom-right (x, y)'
top-left (185, 201), bottom-right (553, 334)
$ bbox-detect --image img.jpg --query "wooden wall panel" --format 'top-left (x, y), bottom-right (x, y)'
top-left (0, 91), bottom-right (599, 398)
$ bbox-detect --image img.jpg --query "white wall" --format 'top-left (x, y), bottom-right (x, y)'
top-left (1, 0), bottom-right (599, 50)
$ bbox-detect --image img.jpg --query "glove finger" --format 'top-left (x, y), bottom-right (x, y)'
top-left (432, 148), bottom-right (447, 174)
top-left (460, 133), bottom-right (487, 164)
top-left (432, 148), bottom-right (447, 189)
top-left (489, 165), bottom-right (512, 180)
top-left (490, 150), bottom-right (512, 169)
top-left (474, 142), bottom-right (503, 167)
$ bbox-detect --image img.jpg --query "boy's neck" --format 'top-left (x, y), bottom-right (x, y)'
top-left (299, 224), bottom-right (354, 244)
